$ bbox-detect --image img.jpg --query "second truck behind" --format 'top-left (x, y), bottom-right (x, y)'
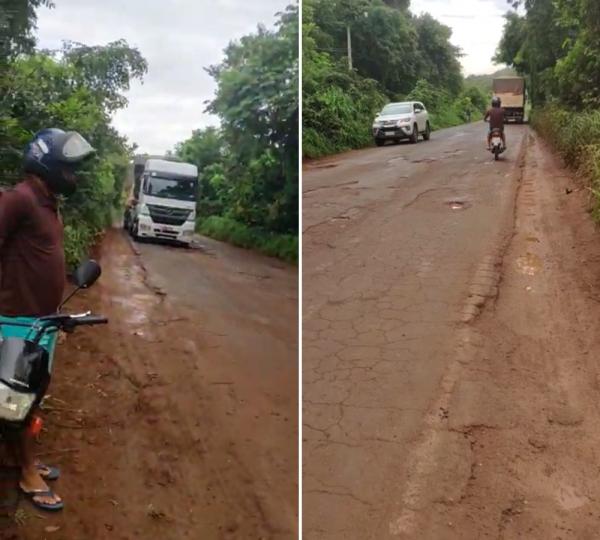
top-left (492, 76), bottom-right (526, 123)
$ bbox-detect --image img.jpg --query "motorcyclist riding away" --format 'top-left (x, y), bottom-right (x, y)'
top-left (484, 96), bottom-right (506, 150)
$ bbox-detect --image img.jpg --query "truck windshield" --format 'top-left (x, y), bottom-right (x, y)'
top-left (144, 176), bottom-right (196, 201)
top-left (381, 104), bottom-right (411, 115)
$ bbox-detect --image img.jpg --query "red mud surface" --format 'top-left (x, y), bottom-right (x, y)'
top-left (1, 229), bottom-right (298, 539)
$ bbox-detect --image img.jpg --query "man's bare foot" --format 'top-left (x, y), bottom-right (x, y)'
top-left (20, 466), bottom-right (62, 506)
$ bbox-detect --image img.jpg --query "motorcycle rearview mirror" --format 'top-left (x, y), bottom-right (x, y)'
top-left (59, 260), bottom-right (102, 311)
top-left (73, 259), bottom-right (102, 289)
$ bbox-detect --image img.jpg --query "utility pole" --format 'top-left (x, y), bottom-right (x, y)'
top-left (347, 24), bottom-right (353, 70)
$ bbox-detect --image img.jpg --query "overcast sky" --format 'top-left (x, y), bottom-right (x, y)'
top-left (411, 0), bottom-right (511, 76)
top-left (36, 0), bottom-right (293, 155)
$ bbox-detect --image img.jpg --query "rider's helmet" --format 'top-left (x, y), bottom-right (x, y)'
top-left (491, 96), bottom-right (501, 108)
top-left (23, 128), bottom-right (95, 196)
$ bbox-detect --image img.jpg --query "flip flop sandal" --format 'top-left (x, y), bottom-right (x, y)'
top-left (36, 463), bottom-right (60, 481)
top-left (19, 486), bottom-right (64, 511)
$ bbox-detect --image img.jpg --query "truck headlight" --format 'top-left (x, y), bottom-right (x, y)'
top-left (140, 205), bottom-right (150, 216)
top-left (0, 382), bottom-right (35, 421)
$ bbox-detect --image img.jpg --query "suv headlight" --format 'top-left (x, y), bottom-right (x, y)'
top-left (0, 382), bottom-right (35, 421)
top-left (396, 119), bottom-right (411, 126)
top-left (373, 121), bottom-right (382, 128)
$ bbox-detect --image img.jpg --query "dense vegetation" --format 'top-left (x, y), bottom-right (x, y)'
top-left (302, 0), bottom-right (489, 158)
top-left (174, 5), bottom-right (298, 263)
top-left (495, 0), bottom-right (600, 215)
top-left (0, 1), bottom-right (146, 267)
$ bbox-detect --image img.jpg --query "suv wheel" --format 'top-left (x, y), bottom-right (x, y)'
top-left (131, 220), bottom-right (140, 240)
top-left (410, 124), bottom-right (419, 144)
top-left (423, 121), bottom-right (431, 141)
top-left (375, 138), bottom-right (385, 147)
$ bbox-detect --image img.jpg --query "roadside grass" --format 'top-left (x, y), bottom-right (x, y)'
top-left (532, 105), bottom-right (600, 220)
top-left (197, 216), bottom-right (298, 264)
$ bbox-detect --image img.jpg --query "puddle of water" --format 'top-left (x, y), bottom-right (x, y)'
top-left (516, 253), bottom-right (542, 276)
top-left (111, 292), bottom-right (158, 326)
top-left (388, 157), bottom-right (407, 165)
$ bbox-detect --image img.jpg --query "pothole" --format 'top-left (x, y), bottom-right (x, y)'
top-left (309, 162), bottom-right (338, 170)
top-left (516, 252), bottom-right (542, 276)
top-left (446, 200), bottom-right (471, 210)
top-left (411, 157), bottom-right (438, 164)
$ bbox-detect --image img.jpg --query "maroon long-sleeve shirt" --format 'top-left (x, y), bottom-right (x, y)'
top-left (0, 176), bottom-right (65, 317)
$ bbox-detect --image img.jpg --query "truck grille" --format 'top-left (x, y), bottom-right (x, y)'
top-left (147, 204), bottom-right (192, 226)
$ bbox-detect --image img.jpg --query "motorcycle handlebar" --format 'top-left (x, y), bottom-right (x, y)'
top-left (65, 315), bottom-right (108, 328)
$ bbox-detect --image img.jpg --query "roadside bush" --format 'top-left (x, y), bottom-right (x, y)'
top-left (408, 80), bottom-right (484, 131)
top-left (532, 105), bottom-right (600, 219)
top-left (197, 216), bottom-right (298, 264)
top-left (303, 55), bottom-right (387, 158)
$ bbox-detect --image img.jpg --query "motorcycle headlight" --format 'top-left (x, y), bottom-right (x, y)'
top-left (0, 382), bottom-right (35, 421)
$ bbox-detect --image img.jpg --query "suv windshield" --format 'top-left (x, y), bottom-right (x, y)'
top-left (144, 176), bottom-right (196, 201)
top-left (381, 104), bottom-right (412, 115)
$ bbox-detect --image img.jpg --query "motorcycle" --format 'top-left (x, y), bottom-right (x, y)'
top-left (0, 259), bottom-right (107, 437)
top-left (489, 128), bottom-right (505, 161)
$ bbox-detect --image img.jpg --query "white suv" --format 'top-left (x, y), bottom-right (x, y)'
top-left (372, 101), bottom-right (431, 146)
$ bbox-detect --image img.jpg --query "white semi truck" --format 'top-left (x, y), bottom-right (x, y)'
top-left (123, 157), bottom-right (198, 246)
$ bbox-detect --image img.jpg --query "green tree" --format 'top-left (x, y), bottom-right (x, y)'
top-left (414, 14), bottom-right (463, 97)
top-left (493, 12), bottom-right (527, 71)
top-left (204, 5), bottom-right (298, 234)
top-left (0, 39), bottom-right (146, 266)
top-left (303, 0), bottom-right (470, 156)
top-left (0, 0), bottom-right (52, 58)
top-left (61, 39), bottom-right (148, 113)
top-left (174, 127), bottom-right (225, 216)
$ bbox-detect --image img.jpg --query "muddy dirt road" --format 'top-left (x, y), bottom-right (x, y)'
top-left (6, 230), bottom-right (297, 539)
top-left (304, 122), bottom-right (600, 538)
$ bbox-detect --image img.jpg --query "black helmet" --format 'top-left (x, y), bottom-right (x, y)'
top-left (23, 128), bottom-right (95, 196)
top-left (491, 96), bottom-right (501, 108)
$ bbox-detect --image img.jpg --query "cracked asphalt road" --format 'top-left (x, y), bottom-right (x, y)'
top-left (305, 121), bottom-right (600, 539)
top-left (303, 122), bottom-right (529, 538)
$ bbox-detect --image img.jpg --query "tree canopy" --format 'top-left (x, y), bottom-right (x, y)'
top-left (175, 5), bottom-right (298, 238)
top-left (302, 0), bottom-right (485, 157)
top-left (0, 1), bottom-right (147, 265)
top-left (495, 0), bottom-right (600, 108)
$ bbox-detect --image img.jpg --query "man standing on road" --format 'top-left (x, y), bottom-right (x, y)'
top-left (0, 128), bottom-right (95, 511)
top-left (484, 96), bottom-right (507, 150)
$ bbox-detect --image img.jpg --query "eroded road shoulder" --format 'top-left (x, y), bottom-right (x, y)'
top-left (402, 133), bottom-right (600, 539)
